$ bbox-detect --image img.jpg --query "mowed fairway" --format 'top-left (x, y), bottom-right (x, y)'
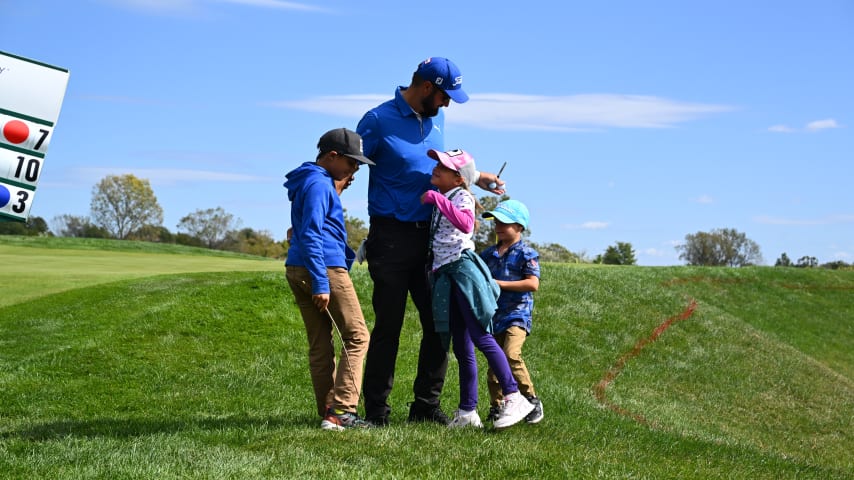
top-left (0, 236), bottom-right (852, 479)
top-left (0, 237), bottom-right (281, 307)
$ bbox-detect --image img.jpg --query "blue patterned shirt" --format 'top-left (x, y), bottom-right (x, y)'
top-left (480, 240), bottom-right (540, 334)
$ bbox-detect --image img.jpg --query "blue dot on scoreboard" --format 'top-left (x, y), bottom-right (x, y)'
top-left (0, 185), bottom-right (10, 208)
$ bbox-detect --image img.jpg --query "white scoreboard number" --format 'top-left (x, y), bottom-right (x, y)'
top-left (0, 50), bottom-right (69, 222)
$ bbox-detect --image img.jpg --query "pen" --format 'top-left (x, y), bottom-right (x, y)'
top-left (488, 162), bottom-right (507, 189)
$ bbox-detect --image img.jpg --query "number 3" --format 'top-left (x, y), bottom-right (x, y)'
top-left (12, 190), bottom-right (29, 213)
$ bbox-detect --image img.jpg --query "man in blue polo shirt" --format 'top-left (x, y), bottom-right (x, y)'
top-left (356, 57), bottom-right (504, 426)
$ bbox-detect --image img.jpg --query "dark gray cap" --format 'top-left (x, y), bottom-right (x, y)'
top-left (317, 128), bottom-right (375, 165)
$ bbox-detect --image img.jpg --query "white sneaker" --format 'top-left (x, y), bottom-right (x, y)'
top-left (493, 392), bottom-right (535, 429)
top-left (448, 409), bottom-right (484, 428)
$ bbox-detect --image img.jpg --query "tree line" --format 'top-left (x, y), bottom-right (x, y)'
top-left (1, 174), bottom-right (287, 258)
top-left (1, 174), bottom-right (849, 269)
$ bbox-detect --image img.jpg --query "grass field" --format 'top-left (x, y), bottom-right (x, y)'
top-left (0, 236), bottom-right (851, 479)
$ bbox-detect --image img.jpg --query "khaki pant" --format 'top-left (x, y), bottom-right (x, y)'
top-left (487, 326), bottom-right (536, 406)
top-left (286, 266), bottom-right (369, 416)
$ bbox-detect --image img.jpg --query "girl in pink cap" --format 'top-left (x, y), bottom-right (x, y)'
top-left (421, 148), bottom-right (534, 429)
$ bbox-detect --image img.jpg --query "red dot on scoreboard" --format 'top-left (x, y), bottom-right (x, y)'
top-left (3, 120), bottom-right (30, 144)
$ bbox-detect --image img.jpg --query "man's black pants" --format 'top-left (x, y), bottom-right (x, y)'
top-left (362, 217), bottom-right (449, 420)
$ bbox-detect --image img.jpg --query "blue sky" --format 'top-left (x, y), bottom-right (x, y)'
top-left (2, 0), bottom-right (852, 266)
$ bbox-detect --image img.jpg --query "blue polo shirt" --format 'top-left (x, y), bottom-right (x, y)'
top-left (356, 86), bottom-right (444, 223)
top-left (480, 240), bottom-right (541, 334)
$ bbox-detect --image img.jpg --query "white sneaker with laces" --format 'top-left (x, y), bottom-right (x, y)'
top-left (448, 409), bottom-right (484, 428)
top-left (493, 392), bottom-right (535, 429)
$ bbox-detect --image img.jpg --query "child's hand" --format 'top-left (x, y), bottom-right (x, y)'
top-left (422, 190), bottom-right (441, 205)
top-left (313, 293), bottom-right (330, 311)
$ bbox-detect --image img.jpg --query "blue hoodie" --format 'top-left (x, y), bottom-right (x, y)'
top-left (284, 162), bottom-right (354, 295)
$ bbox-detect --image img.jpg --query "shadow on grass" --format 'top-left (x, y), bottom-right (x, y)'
top-left (1, 413), bottom-right (316, 441)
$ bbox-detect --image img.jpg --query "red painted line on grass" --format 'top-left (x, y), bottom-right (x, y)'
top-left (593, 299), bottom-right (698, 425)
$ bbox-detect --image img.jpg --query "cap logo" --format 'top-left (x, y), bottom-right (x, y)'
top-left (452, 76), bottom-right (462, 87)
top-left (434, 76), bottom-right (443, 86)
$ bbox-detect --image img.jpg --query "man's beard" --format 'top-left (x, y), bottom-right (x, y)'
top-left (420, 97), bottom-right (440, 118)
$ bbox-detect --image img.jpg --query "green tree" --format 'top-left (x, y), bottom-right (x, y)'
top-left (175, 232), bottom-right (204, 248)
top-left (90, 174), bottom-right (163, 239)
top-left (0, 216), bottom-right (50, 236)
top-left (775, 252), bottom-right (793, 267)
top-left (51, 214), bottom-right (111, 238)
top-left (595, 241), bottom-right (637, 265)
top-left (676, 228), bottom-right (762, 267)
top-left (130, 224), bottom-right (174, 243)
top-left (531, 241), bottom-right (581, 263)
top-left (222, 227), bottom-right (286, 258)
top-left (344, 209), bottom-right (368, 252)
top-left (796, 256), bottom-right (818, 268)
top-left (177, 207), bottom-right (240, 249)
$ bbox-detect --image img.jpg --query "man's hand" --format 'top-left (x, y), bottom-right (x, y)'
top-left (476, 171), bottom-right (505, 195)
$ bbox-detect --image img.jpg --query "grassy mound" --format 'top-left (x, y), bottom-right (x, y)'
top-left (0, 238), bottom-right (851, 478)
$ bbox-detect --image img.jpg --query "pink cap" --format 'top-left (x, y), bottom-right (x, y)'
top-left (427, 149), bottom-right (477, 187)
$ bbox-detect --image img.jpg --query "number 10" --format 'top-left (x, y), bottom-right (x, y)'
top-left (15, 155), bottom-right (41, 182)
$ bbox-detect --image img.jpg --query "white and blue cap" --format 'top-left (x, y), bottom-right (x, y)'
top-left (416, 57), bottom-right (469, 104)
top-left (482, 199), bottom-right (530, 230)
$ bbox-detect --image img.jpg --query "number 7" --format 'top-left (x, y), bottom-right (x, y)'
top-left (34, 128), bottom-right (50, 150)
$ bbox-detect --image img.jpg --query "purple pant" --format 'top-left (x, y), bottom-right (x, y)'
top-left (450, 284), bottom-right (518, 411)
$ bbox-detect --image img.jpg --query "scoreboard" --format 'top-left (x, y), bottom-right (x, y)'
top-left (0, 50), bottom-right (70, 222)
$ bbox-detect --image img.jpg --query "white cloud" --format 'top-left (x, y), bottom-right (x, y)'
top-left (271, 94), bottom-right (734, 131)
top-left (695, 194), bottom-right (713, 204)
top-left (768, 124), bottom-right (795, 133)
top-left (580, 221), bottom-right (609, 230)
top-left (643, 248), bottom-right (665, 256)
top-left (754, 214), bottom-right (854, 226)
top-left (99, 0), bottom-right (200, 13)
top-left (806, 118), bottom-right (840, 131)
top-left (768, 118), bottom-right (841, 133)
top-left (215, 0), bottom-right (329, 11)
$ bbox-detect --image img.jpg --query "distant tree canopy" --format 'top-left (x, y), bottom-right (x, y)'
top-left (0, 216), bottom-right (50, 236)
top-left (90, 174), bottom-right (163, 239)
top-left (676, 228), bottom-right (762, 267)
top-left (530, 242), bottom-right (581, 263)
top-left (343, 210), bottom-right (368, 252)
top-left (820, 260), bottom-right (852, 270)
top-left (796, 256), bottom-right (818, 268)
top-left (222, 227), bottom-right (285, 259)
top-left (177, 207), bottom-right (241, 249)
top-left (51, 214), bottom-right (110, 238)
top-left (595, 241), bottom-right (637, 265)
top-left (775, 252), bottom-right (793, 267)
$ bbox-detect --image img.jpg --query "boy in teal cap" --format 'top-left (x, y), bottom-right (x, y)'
top-left (480, 199), bottom-right (544, 424)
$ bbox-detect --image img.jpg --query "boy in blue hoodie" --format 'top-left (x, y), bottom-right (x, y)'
top-left (284, 128), bottom-right (375, 430)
